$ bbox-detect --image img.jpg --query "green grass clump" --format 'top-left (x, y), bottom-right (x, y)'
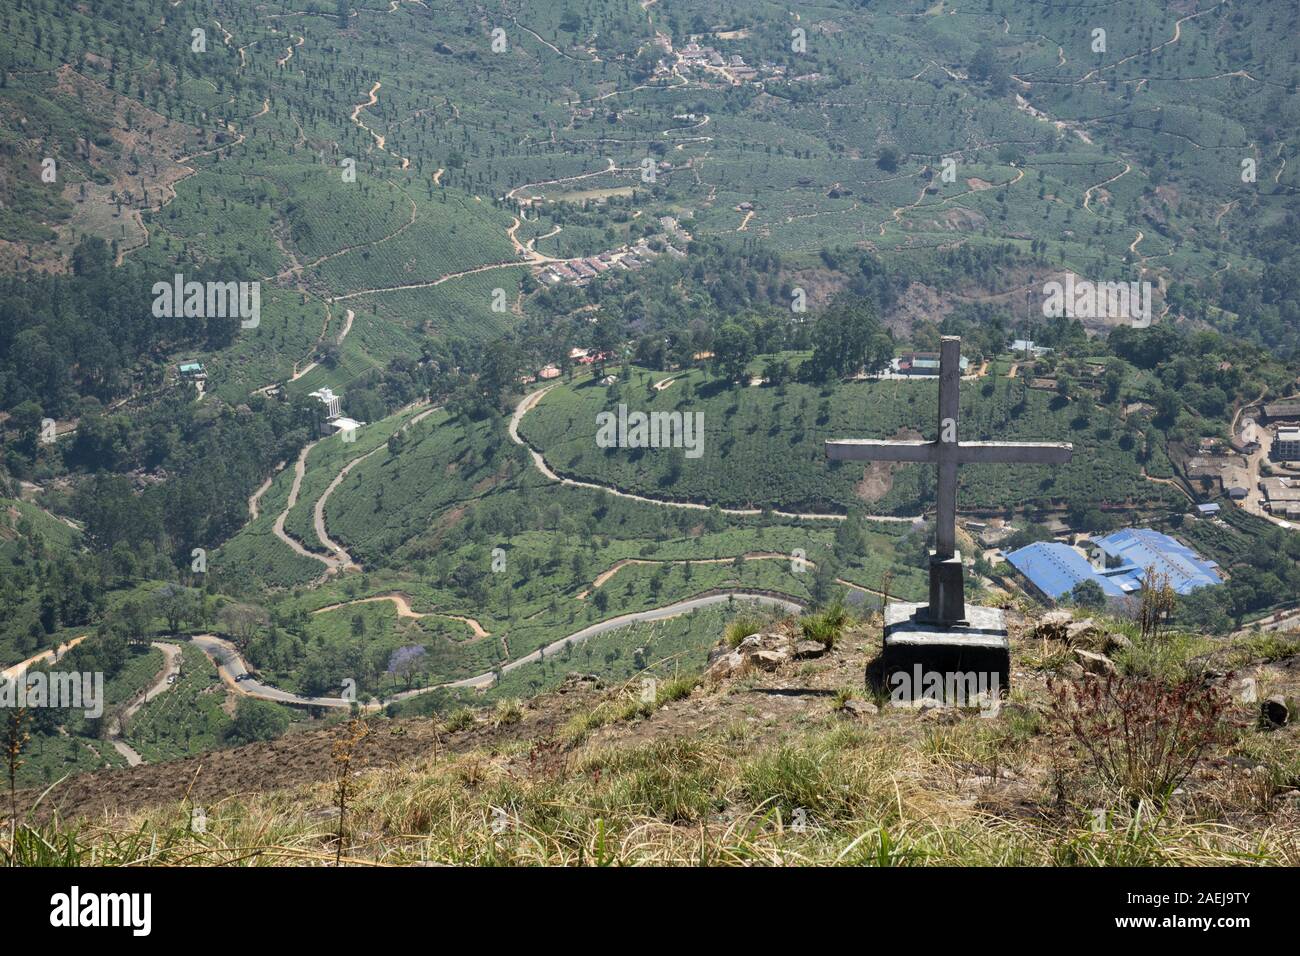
top-left (443, 708), bottom-right (477, 733)
top-left (800, 601), bottom-right (848, 649)
top-left (724, 615), bottom-right (765, 648)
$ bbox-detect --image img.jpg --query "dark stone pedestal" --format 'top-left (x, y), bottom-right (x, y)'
top-left (918, 550), bottom-right (967, 625)
top-left (873, 602), bottom-right (1010, 705)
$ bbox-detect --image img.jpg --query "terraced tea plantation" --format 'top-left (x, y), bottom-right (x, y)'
top-left (518, 363), bottom-right (1181, 515)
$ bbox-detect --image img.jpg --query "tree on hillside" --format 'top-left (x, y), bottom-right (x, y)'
top-left (222, 603), bottom-right (266, 651)
top-left (803, 297), bottom-right (892, 382)
top-left (713, 322), bottom-right (755, 385)
top-left (154, 584), bottom-right (199, 635)
top-left (1070, 579), bottom-right (1107, 610)
top-left (1177, 587), bottom-right (1230, 635)
top-left (228, 698), bottom-right (289, 745)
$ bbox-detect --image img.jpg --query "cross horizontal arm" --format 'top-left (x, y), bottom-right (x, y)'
top-left (952, 441), bottom-right (1073, 465)
top-left (825, 439), bottom-right (1072, 466)
top-left (825, 439), bottom-right (938, 463)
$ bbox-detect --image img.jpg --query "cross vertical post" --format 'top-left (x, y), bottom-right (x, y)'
top-left (825, 335), bottom-right (1073, 628)
top-left (935, 336), bottom-right (961, 561)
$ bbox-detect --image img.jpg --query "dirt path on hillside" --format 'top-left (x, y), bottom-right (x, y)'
top-left (878, 167), bottom-right (1025, 238)
top-left (107, 642), bottom-right (183, 767)
top-left (311, 454), bottom-right (367, 570)
top-left (310, 594), bottom-right (489, 637)
top-left (580, 553), bottom-right (892, 601)
top-left (115, 125), bottom-right (246, 264)
top-left (506, 216), bottom-right (560, 263)
top-left (1078, 3), bottom-right (1223, 84)
top-left (247, 462), bottom-right (285, 521)
top-left (513, 17), bottom-right (585, 60)
top-left (349, 80), bottom-right (410, 169)
top-left (335, 306), bottom-right (354, 345)
top-left (285, 306), bottom-right (353, 385)
top-left (272, 440), bottom-right (338, 573)
top-left (277, 33), bottom-right (303, 68)
top-left (1141, 466), bottom-right (1193, 503)
top-left (506, 158), bottom-right (618, 204)
top-left (1082, 161), bottom-right (1130, 213)
top-left (332, 258), bottom-right (531, 300)
top-left (309, 404), bottom-right (439, 567)
top-left (264, 191), bottom-right (418, 283)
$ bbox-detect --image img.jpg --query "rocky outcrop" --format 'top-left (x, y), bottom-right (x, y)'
top-left (705, 630), bottom-right (816, 681)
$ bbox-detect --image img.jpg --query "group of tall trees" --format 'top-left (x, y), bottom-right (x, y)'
top-left (0, 238), bottom-right (254, 420)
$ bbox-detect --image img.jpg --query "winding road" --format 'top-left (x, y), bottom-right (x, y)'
top-left (272, 439), bottom-right (337, 572)
top-left (1, 635), bottom-right (88, 682)
top-left (578, 552), bottom-right (890, 602)
top-left (306, 403), bottom-right (440, 567)
top-left (190, 592), bottom-right (803, 709)
top-left (310, 593), bottom-right (488, 638)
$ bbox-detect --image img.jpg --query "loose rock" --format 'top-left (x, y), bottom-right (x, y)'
top-left (840, 698), bottom-right (878, 717)
top-left (793, 640), bottom-right (828, 660)
top-left (1073, 648), bottom-right (1117, 677)
top-left (1261, 695), bottom-right (1291, 728)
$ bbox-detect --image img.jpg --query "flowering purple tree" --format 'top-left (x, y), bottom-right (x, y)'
top-left (387, 645), bottom-right (427, 689)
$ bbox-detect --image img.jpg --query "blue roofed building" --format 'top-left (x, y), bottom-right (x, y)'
top-left (1091, 528), bottom-right (1222, 595)
top-left (1006, 528), bottom-right (1222, 602)
top-left (1004, 542), bottom-right (1132, 601)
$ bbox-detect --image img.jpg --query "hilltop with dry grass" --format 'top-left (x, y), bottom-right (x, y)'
top-left (5, 603), bottom-right (1298, 867)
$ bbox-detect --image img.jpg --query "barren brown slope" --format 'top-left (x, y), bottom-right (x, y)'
top-left (17, 678), bottom-right (599, 823)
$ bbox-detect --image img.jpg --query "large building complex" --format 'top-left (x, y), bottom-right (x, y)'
top-left (1006, 528), bottom-right (1222, 601)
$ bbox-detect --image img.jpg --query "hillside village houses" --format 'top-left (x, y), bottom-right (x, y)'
top-left (537, 216), bottom-right (692, 288)
top-left (644, 31), bottom-right (792, 89)
top-left (1260, 399), bottom-right (1300, 458)
top-left (1260, 476), bottom-right (1300, 518)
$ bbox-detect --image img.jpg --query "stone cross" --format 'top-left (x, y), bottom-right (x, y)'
top-left (826, 336), bottom-right (1072, 625)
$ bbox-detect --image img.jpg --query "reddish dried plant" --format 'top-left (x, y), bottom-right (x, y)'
top-left (1048, 674), bottom-right (1229, 805)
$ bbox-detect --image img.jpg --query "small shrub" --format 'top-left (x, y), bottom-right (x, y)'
top-left (654, 673), bottom-right (697, 706)
top-left (442, 707), bottom-right (477, 732)
top-left (590, 739), bottom-right (720, 824)
top-left (491, 699), bottom-right (523, 728)
top-left (1233, 632), bottom-right (1300, 666)
top-left (739, 743), bottom-right (859, 822)
top-left (1048, 674), bottom-right (1229, 805)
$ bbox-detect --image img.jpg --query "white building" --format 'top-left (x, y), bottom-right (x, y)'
top-left (309, 387), bottom-right (342, 420)
top-left (1011, 339), bottom-right (1052, 357)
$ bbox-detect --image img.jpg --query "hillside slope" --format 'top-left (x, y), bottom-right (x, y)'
top-left (12, 606), bottom-right (1299, 866)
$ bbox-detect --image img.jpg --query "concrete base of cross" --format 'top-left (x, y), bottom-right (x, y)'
top-left (918, 549), bottom-right (967, 625)
top-left (872, 602), bottom-right (1010, 705)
